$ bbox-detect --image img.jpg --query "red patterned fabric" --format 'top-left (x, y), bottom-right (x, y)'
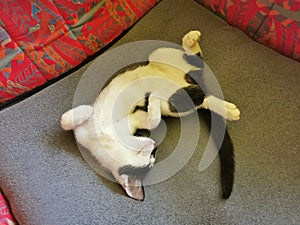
top-left (0, 192), bottom-right (16, 225)
top-left (0, 0), bottom-right (157, 105)
top-left (195, 0), bottom-right (300, 62)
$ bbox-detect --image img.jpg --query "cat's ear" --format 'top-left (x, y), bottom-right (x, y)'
top-left (120, 175), bottom-right (145, 201)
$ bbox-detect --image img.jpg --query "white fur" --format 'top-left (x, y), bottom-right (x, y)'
top-left (61, 105), bottom-right (93, 130)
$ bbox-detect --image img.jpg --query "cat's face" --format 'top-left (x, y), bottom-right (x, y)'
top-left (100, 133), bottom-right (155, 200)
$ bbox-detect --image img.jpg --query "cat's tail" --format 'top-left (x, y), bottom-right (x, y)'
top-left (200, 109), bottom-right (235, 199)
top-left (218, 126), bottom-right (235, 199)
top-left (61, 105), bottom-right (93, 130)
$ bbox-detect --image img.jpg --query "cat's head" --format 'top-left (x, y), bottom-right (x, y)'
top-left (100, 133), bottom-right (155, 201)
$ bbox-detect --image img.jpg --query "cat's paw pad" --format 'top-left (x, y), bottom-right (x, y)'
top-left (182, 30), bottom-right (201, 50)
top-left (225, 103), bottom-right (240, 121)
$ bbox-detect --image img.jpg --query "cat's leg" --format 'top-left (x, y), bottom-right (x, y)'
top-left (166, 86), bottom-right (240, 121)
top-left (199, 96), bottom-right (240, 121)
top-left (133, 128), bottom-right (156, 168)
top-left (182, 31), bottom-right (240, 120)
top-left (129, 92), bottom-right (161, 131)
top-left (61, 105), bottom-right (93, 130)
top-left (130, 93), bottom-right (161, 167)
top-left (147, 93), bottom-right (162, 129)
top-left (128, 93), bottom-right (160, 168)
top-left (182, 30), bottom-right (203, 58)
top-left (167, 84), bottom-right (205, 117)
top-left (146, 93), bottom-right (161, 166)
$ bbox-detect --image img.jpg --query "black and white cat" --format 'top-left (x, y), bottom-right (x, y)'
top-left (61, 31), bottom-right (240, 201)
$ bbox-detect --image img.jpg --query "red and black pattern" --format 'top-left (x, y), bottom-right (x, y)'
top-left (195, 0), bottom-right (300, 62)
top-left (0, 191), bottom-right (16, 225)
top-left (0, 0), bottom-right (157, 105)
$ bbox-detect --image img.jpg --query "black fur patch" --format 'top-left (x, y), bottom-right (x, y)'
top-left (119, 165), bottom-right (151, 178)
top-left (183, 53), bottom-right (204, 68)
top-left (169, 85), bottom-right (205, 113)
top-left (150, 146), bottom-right (158, 159)
top-left (184, 74), bottom-right (197, 85)
top-left (133, 129), bottom-right (151, 137)
top-left (132, 92), bottom-right (150, 113)
top-left (196, 52), bottom-right (203, 60)
top-left (182, 53), bottom-right (209, 95)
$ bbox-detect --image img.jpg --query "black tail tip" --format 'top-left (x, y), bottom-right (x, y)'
top-left (221, 186), bottom-right (233, 199)
top-left (222, 192), bottom-right (231, 199)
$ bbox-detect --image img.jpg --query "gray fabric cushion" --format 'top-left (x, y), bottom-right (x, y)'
top-left (1, 0), bottom-right (299, 224)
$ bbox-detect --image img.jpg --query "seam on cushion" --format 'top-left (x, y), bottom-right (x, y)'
top-left (252, 1), bottom-right (300, 61)
top-left (0, 48), bottom-right (22, 71)
top-left (272, 4), bottom-right (300, 21)
top-left (253, 0), bottom-right (275, 38)
top-left (69, 0), bottom-right (106, 31)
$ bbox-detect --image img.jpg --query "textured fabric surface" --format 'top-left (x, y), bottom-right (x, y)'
top-left (0, 0), bottom-right (299, 224)
top-left (0, 191), bottom-right (16, 225)
top-left (195, 0), bottom-right (300, 62)
top-left (0, 0), bottom-right (156, 104)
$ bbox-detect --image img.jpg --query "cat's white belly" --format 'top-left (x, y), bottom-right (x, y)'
top-left (93, 58), bottom-right (196, 123)
top-left (76, 47), bottom-right (203, 171)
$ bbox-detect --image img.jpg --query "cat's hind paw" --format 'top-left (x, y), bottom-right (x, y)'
top-left (201, 96), bottom-right (240, 121)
